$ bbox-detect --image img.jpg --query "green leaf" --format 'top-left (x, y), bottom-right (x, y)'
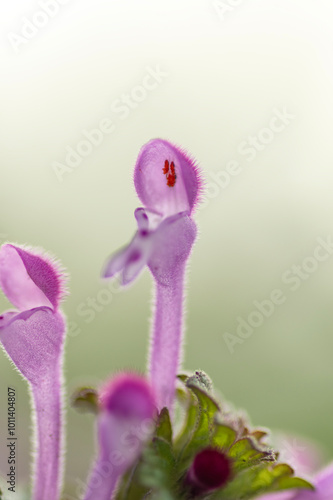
top-left (273, 476), bottom-right (314, 492)
top-left (70, 387), bottom-right (98, 414)
top-left (175, 379), bottom-right (221, 475)
top-left (210, 461), bottom-right (313, 500)
top-left (115, 462), bottom-right (149, 500)
top-left (177, 374), bottom-right (189, 384)
top-left (250, 430), bottom-right (269, 442)
top-left (271, 463), bottom-right (294, 478)
top-left (211, 423), bottom-right (237, 450)
top-left (185, 382), bottom-right (219, 449)
top-left (186, 381), bottom-right (219, 414)
top-left (245, 462), bottom-right (314, 498)
top-left (175, 370), bottom-right (219, 459)
top-left (156, 408), bottom-right (173, 444)
top-left (229, 438), bottom-right (275, 471)
top-left (152, 437), bottom-right (176, 473)
top-left (116, 434), bottom-right (176, 500)
top-left (209, 466), bottom-right (261, 500)
top-left (175, 386), bottom-right (188, 405)
top-left (138, 436), bottom-right (176, 496)
top-left (250, 464), bottom-right (285, 493)
top-left (174, 390), bottom-right (198, 454)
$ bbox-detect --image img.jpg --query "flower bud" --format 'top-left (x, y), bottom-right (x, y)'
top-left (186, 448), bottom-right (232, 496)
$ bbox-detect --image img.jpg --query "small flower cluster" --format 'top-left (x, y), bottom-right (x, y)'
top-left (0, 139), bottom-right (332, 499)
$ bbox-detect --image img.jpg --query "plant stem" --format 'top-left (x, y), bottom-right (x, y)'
top-left (149, 264), bottom-right (186, 411)
top-left (31, 365), bottom-right (64, 500)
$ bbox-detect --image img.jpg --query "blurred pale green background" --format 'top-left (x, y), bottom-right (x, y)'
top-left (1, 0), bottom-right (333, 495)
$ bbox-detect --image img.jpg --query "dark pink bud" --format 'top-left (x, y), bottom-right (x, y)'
top-left (99, 372), bottom-right (156, 420)
top-left (187, 448), bottom-right (232, 496)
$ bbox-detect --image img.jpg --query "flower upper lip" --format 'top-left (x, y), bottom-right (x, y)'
top-left (0, 243), bottom-right (66, 313)
top-left (134, 138), bottom-right (203, 217)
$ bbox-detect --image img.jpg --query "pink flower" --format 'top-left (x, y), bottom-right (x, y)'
top-left (0, 243), bottom-right (67, 500)
top-left (103, 139), bottom-right (202, 411)
top-left (83, 373), bottom-right (156, 500)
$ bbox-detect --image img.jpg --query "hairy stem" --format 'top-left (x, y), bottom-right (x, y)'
top-left (149, 265), bottom-right (186, 411)
top-left (31, 365), bottom-right (64, 500)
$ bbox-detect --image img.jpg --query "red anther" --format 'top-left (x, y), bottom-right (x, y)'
top-left (163, 160), bottom-right (169, 174)
top-left (167, 174), bottom-right (176, 187)
top-left (163, 159), bottom-right (177, 187)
